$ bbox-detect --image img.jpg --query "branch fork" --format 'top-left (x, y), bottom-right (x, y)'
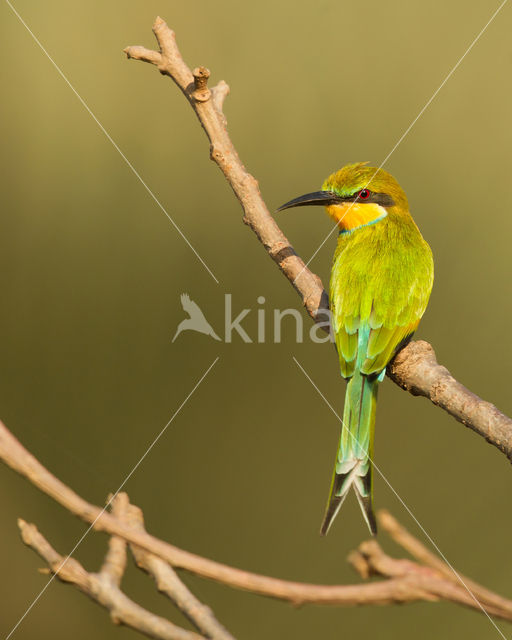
top-left (18, 493), bottom-right (512, 627)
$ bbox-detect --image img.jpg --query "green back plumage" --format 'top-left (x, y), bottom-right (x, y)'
top-left (320, 163), bottom-right (434, 535)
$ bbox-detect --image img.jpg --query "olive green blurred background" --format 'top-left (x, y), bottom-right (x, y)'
top-left (1, 1), bottom-right (511, 638)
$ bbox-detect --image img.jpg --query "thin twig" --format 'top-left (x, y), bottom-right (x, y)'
top-left (123, 18), bottom-right (512, 462)
top-left (100, 492), bottom-right (129, 587)
top-left (114, 494), bottom-right (235, 640)
top-left (348, 536), bottom-right (512, 619)
top-left (379, 509), bottom-right (512, 616)
top-left (18, 519), bottom-right (205, 640)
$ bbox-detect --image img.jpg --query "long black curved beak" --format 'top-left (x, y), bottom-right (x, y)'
top-left (277, 190), bottom-right (342, 212)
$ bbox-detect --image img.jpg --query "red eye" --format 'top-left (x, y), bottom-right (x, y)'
top-left (358, 189), bottom-right (370, 200)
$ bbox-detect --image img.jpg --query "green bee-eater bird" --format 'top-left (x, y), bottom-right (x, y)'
top-left (278, 162), bottom-right (433, 535)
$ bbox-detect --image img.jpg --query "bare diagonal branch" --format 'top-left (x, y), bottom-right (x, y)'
top-left (124, 17), bottom-right (329, 328)
top-left (123, 18), bottom-right (512, 462)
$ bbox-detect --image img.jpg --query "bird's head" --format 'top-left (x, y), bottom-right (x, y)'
top-left (278, 162), bottom-right (409, 232)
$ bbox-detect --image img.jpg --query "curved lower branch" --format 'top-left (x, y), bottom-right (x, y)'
top-left (4, 421), bottom-right (512, 621)
top-left (123, 18), bottom-right (512, 461)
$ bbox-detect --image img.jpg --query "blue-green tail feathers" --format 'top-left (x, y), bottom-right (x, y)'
top-left (320, 371), bottom-right (379, 536)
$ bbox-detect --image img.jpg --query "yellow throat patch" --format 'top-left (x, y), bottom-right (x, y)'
top-left (326, 202), bottom-right (387, 232)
